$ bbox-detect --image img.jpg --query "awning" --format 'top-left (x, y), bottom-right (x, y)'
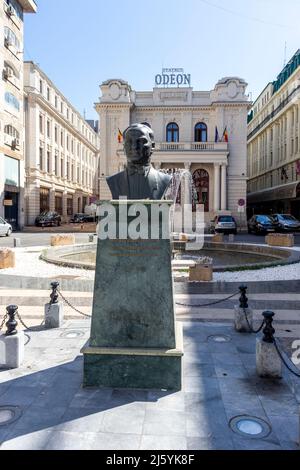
top-left (247, 181), bottom-right (300, 204)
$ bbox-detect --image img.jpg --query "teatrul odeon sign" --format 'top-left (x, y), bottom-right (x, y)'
top-left (155, 68), bottom-right (191, 87)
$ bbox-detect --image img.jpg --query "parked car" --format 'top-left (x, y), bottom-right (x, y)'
top-left (0, 217), bottom-right (12, 237)
top-left (271, 214), bottom-right (300, 232)
top-left (210, 215), bottom-right (237, 235)
top-left (70, 213), bottom-right (95, 223)
top-left (247, 215), bottom-right (278, 234)
top-left (35, 211), bottom-right (61, 227)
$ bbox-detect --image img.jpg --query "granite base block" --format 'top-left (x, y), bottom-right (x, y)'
top-left (82, 352), bottom-right (182, 391)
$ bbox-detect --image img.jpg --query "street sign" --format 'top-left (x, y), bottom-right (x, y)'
top-left (238, 199), bottom-right (245, 207)
top-left (238, 206), bottom-right (245, 213)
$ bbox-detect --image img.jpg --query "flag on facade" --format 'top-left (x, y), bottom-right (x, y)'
top-left (215, 126), bottom-right (219, 143)
top-left (222, 127), bottom-right (229, 143)
top-left (118, 128), bottom-right (123, 143)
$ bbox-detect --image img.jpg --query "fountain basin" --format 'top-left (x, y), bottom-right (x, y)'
top-left (40, 241), bottom-right (300, 272)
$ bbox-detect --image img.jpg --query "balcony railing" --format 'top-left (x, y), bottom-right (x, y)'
top-left (117, 141), bottom-right (228, 154)
top-left (156, 142), bottom-right (228, 152)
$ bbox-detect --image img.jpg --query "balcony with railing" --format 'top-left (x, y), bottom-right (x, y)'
top-left (117, 141), bottom-right (228, 155)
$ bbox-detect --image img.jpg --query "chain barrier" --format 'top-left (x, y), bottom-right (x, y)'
top-left (57, 289), bottom-right (91, 318)
top-left (242, 307), bottom-right (265, 334)
top-left (16, 311), bottom-right (44, 332)
top-left (0, 313), bottom-right (8, 332)
top-left (175, 291), bottom-right (239, 308)
top-left (273, 337), bottom-right (300, 378)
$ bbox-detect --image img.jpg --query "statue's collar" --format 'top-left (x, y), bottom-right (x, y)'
top-left (126, 162), bottom-right (151, 177)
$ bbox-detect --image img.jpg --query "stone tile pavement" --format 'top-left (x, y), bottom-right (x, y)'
top-left (0, 320), bottom-right (299, 450)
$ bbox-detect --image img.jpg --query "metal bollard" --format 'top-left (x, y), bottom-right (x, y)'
top-left (262, 311), bottom-right (275, 343)
top-left (239, 285), bottom-right (248, 309)
top-left (6, 305), bottom-right (18, 336)
top-left (50, 281), bottom-right (59, 305)
top-left (45, 282), bottom-right (63, 329)
top-left (0, 305), bottom-right (24, 368)
top-left (234, 285), bottom-right (253, 333)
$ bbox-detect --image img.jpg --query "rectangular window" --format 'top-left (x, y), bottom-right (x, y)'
top-left (66, 135), bottom-right (69, 151)
top-left (67, 160), bottom-right (70, 180)
top-left (71, 163), bottom-right (74, 181)
top-left (47, 87), bottom-right (50, 101)
top-left (4, 156), bottom-right (19, 187)
top-left (55, 127), bottom-right (58, 143)
top-left (55, 95), bottom-right (58, 108)
top-left (55, 153), bottom-right (58, 176)
top-left (39, 147), bottom-right (43, 170)
top-left (61, 102), bottom-right (64, 114)
top-left (61, 159), bottom-right (64, 178)
top-left (47, 151), bottom-right (50, 173)
top-left (47, 121), bottom-right (50, 138)
top-left (61, 131), bottom-right (64, 147)
top-left (40, 80), bottom-right (43, 94)
top-left (40, 188), bottom-right (50, 212)
top-left (67, 197), bottom-right (73, 216)
top-left (39, 115), bottom-right (43, 134)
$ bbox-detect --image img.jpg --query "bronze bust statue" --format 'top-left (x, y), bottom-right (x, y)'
top-left (107, 123), bottom-right (172, 200)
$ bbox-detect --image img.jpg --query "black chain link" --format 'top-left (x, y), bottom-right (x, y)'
top-left (57, 289), bottom-right (91, 318)
top-left (242, 308), bottom-right (265, 334)
top-left (16, 311), bottom-right (44, 332)
top-left (176, 291), bottom-right (239, 308)
top-left (273, 337), bottom-right (300, 378)
top-left (0, 313), bottom-right (8, 332)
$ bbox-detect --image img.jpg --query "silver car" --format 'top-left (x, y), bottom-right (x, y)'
top-left (0, 217), bottom-right (12, 237)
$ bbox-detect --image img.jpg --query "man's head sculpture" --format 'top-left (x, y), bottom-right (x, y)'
top-left (123, 123), bottom-right (155, 164)
top-left (106, 123), bottom-right (172, 200)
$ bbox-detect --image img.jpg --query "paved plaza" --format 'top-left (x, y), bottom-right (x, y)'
top-left (0, 320), bottom-right (299, 450)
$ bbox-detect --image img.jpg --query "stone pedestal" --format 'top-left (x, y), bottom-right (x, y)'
top-left (82, 200), bottom-right (183, 390)
top-left (45, 303), bottom-right (64, 329)
top-left (189, 264), bottom-right (213, 282)
top-left (0, 331), bottom-right (24, 368)
top-left (256, 338), bottom-right (282, 378)
top-left (13, 238), bottom-right (21, 248)
top-left (50, 234), bottom-right (75, 247)
top-left (234, 306), bottom-right (253, 333)
top-left (0, 249), bottom-right (15, 269)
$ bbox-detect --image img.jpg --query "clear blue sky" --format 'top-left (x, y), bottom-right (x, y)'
top-left (24, 0), bottom-right (300, 120)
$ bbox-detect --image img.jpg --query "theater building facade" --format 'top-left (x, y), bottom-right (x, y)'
top-left (96, 76), bottom-right (250, 225)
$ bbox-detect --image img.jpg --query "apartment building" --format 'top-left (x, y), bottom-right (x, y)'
top-left (247, 50), bottom-right (300, 218)
top-left (24, 62), bottom-right (100, 225)
top-left (0, 0), bottom-right (37, 230)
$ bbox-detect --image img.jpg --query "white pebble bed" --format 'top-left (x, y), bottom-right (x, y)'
top-left (0, 247), bottom-right (95, 280)
top-left (0, 246), bottom-right (300, 282)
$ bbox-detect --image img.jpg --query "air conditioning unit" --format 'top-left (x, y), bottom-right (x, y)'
top-left (4, 37), bottom-right (12, 49)
top-left (3, 67), bottom-right (13, 80)
top-left (6, 5), bottom-right (15, 17)
top-left (11, 138), bottom-right (20, 150)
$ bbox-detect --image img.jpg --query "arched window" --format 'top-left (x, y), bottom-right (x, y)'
top-left (166, 122), bottom-right (179, 142)
top-left (4, 125), bottom-right (19, 139)
top-left (193, 169), bottom-right (210, 212)
top-left (5, 92), bottom-right (20, 111)
top-left (4, 27), bottom-right (20, 50)
top-left (194, 123), bottom-right (207, 142)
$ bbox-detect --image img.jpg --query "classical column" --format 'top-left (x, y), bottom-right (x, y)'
top-left (221, 164), bottom-right (227, 211)
top-left (184, 162), bottom-right (192, 205)
top-left (214, 164), bottom-right (220, 212)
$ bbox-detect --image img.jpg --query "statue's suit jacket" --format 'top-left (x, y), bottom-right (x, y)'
top-left (107, 167), bottom-right (172, 200)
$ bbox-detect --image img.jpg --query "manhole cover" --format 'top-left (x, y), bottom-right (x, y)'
top-left (208, 334), bottom-right (232, 343)
top-left (0, 407), bottom-right (22, 426)
top-left (229, 415), bottom-right (271, 439)
top-left (60, 330), bottom-right (85, 339)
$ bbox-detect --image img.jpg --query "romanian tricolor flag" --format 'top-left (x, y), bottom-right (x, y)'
top-left (222, 127), bottom-right (229, 143)
top-left (118, 128), bottom-right (123, 143)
